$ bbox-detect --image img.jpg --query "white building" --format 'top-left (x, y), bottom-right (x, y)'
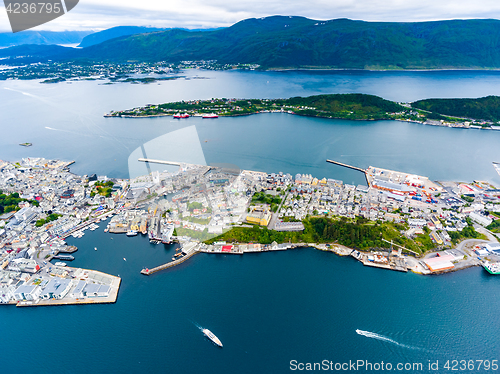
top-left (40, 279), bottom-right (72, 300)
top-left (14, 284), bottom-right (41, 301)
top-left (469, 212), bottom-right (493, 227)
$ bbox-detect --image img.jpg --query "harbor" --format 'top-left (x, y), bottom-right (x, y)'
top-left (3, 68), bottom-right (500, 373)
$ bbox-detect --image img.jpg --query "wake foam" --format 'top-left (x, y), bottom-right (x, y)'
top-left (356, 329), bottom-right (423, 351)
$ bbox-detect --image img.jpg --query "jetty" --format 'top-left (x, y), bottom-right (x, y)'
top-left (138, 158), bottom-right (181, 166)
top-left (326, 159), bottom-right (369, 184)
top-left (141, 242), bottom-right (199, 275)
top-left (326, 159), bottom-right (366, 173)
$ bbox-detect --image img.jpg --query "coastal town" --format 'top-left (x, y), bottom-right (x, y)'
top-left (0, 60), bottom-right (260, 83)
top-left (1, 156), bottom-right (500, 306)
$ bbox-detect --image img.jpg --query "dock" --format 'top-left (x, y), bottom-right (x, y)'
top-left (141, 251), bottom-right (198, 275)
top-left (141, 242), bottom-right (200, 275)
top-left (326, 159), bottom-right (369, 184)
top-left (15, 270), bottom-right (121, 307)
top-left (326, 159), bottom-right (366, 173)
top-left (138, 158), bottom-right (181, 166)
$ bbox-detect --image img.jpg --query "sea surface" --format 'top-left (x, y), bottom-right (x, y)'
top-left (1, 70), bottom-right (500, 373)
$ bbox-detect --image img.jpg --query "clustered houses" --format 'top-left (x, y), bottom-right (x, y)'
top-left (0, 158), bottom-right (120, 305)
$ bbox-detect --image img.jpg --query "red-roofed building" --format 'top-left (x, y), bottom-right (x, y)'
top-left (222, 245), bottom-right (233, 252)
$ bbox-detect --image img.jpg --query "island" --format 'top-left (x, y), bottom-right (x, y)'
top-left (104, 93), bottom-right (500, 129)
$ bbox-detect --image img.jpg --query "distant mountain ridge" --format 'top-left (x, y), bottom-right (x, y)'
top-left (71, 16), bottom-right (500, 69)
top-left (77, 26), bottom-right (167, 48)
top-left (0, 30), bottom-right (92, 47)
top-left (5, 16), bottom-right (500, 70)
top-left (78, 26), bottom-right (224, 48)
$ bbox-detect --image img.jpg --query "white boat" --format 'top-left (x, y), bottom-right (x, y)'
top-left (123, 258), bottom-right (127, 261)
top-left (126, 230), bottom-right (138, 237)
top-left (94, 247), bottom-right (97, 251)
top-left (54, 262), bottom-right (67, 267)
top-left (202, 328), bottom-right (223, 347)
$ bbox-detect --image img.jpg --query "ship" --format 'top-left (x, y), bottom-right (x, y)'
top-left (202, 328), bottom-right (223, 347)
top-left (202, 113), bottom-right (218, 119)
top-left (126, 230), bottom-right (138, 237)
top-left (173, 113), bottom-right (190, 119)
top-left (483, 261), bottom-right (500, 275)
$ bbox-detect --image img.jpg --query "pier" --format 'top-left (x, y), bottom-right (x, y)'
top-left (326, 159), bottom-right (366, 173)
top-left (141, 250), bottom-right (198, 275)
top-left (326, 159), bottom-right (369, 184)
top-left (138, 158), bottom-right (181, 166)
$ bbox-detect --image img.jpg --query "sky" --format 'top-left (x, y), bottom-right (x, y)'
top-left (1, 0), bottom-right (500, 32)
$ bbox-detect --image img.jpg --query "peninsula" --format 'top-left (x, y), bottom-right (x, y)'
top-left (105, 93), bottom-right (500, 129)
top-left (1, 155), bottom-right (499, 308)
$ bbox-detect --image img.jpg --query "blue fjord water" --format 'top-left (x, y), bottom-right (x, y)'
top-left (1, 70), bottom-right (500, 373)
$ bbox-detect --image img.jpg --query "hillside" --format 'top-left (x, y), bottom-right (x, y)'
top-left (78, 26), bottom-right (222, 47)
top-left (412, 96), bottom-right (500, 122)
top-left (78, 26), bottom-right (167, 48)
top-left (72, 16), bottom-right (500, 69)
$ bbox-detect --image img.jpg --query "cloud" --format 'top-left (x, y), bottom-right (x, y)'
top-left (1, 0), bottom-right (500, 32)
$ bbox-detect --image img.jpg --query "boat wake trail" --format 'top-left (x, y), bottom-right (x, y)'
top-left (189, 319), bottom-right (203, 330)
top-left (356, 330), bottom-right (424, 351)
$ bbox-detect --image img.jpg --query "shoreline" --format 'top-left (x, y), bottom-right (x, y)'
top-left (263, 67), bottom-right (500, 72)
top-left (106, 110), bottom-right (498, 132)
top-left (140, 239), bottom-right (490, 277)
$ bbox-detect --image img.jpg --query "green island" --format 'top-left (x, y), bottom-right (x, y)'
top-left (105, 93), bottom-right (500, 127)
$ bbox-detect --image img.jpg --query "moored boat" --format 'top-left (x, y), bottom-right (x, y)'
top-left (483, 261), bottom-right (500, 274)
top-left (126, 230), bottom-right (138, 237)
top-left (202, 113), bottom-right (218, 119)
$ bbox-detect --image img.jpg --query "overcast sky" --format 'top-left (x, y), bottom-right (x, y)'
top-left (1, 0), bottom-right (500, 32)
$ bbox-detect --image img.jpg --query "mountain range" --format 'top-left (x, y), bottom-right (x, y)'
top-left (4, 16), bottom-right (500, 70)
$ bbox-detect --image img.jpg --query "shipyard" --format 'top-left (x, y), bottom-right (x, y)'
top-left (1, 154), bottom-right (500, 307)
